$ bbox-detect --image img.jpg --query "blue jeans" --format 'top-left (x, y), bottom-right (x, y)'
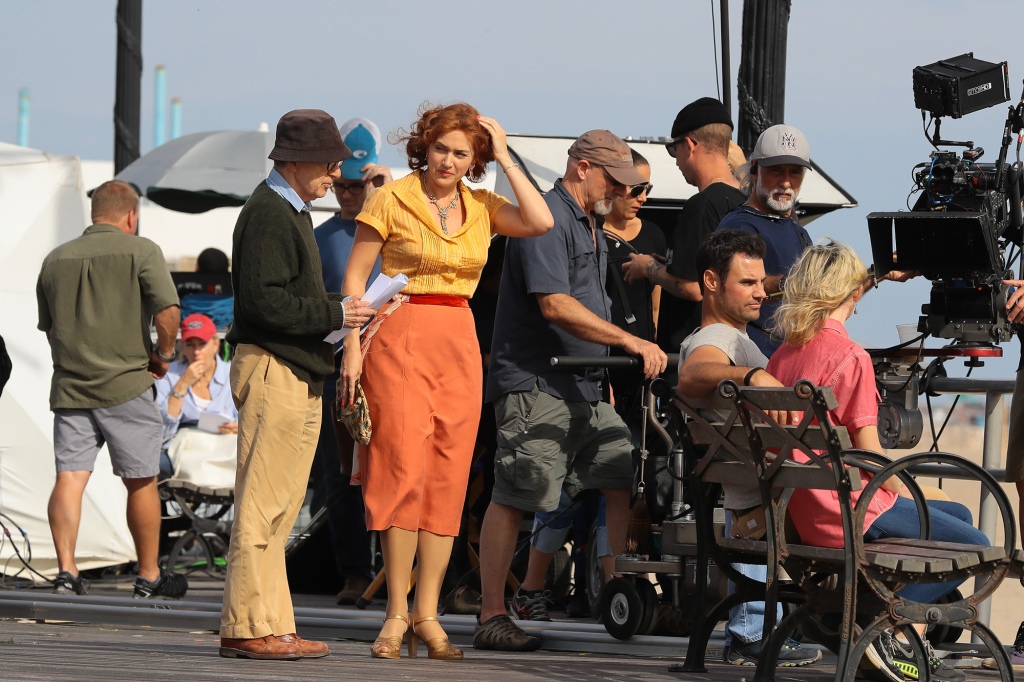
top-left (725, 511), bottom-right (781, 646)
top-left (532, 489), bottom-right (609, 557)
top-left (864, 497), bottom-right (988, 604)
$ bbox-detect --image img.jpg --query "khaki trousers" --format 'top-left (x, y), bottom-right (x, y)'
top-left (220, 344), bottom-right (321, 639)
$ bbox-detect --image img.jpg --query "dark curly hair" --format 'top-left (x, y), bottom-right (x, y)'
top-left (394, 102), bottom-right (494, 183)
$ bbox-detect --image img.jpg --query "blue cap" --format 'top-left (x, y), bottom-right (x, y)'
top-left (338, 117), bottom-right (381, 180)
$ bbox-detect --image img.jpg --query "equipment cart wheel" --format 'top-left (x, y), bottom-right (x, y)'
top-left (601, 576), bottom-right (646, 640)
top-left (636, 577), bottom-right (660, 636)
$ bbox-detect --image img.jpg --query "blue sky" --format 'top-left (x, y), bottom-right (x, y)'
top-left (3, 0), bottom-right (1023, 378)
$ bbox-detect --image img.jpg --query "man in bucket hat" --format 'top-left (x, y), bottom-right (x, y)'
top-left (474, 130), bottom-right (667, 651)
top-left (219, 109), bottom-right (376, 660)
top-left (716, 123), bottom-right (814, 357)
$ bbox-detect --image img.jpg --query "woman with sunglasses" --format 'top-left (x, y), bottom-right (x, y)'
top-left (767, 239), bottom-right (985, 681)
top-left (340, 102), bottom-right (553, 661)
top-left (602, 148), bottom-right (665, 425)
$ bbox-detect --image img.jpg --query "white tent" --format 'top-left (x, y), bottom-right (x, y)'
top-left (0, 142), bottom-right (136, 579)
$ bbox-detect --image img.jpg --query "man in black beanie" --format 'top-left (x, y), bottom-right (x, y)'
top-left (622, 97), bottom-right (746, 355)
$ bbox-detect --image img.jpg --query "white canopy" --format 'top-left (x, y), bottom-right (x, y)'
top-left (0, 142), bottom-right (136, 579)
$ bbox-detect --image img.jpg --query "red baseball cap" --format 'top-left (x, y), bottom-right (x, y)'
top-left (180, 313), bottom-right (216, 343)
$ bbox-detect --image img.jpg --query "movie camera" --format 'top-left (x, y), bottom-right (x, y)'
top-left (868, 53), bottom-right (1023, 345)
top-left (867, 54), bottom-right (1024, 448)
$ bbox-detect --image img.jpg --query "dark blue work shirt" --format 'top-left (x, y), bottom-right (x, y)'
top-left (717, 204), bottom-right (811, 357)
top-left (486, 180), bottom-right (612, 403)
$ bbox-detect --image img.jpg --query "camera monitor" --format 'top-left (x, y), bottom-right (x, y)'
top-left (867, 211), bottom-right (1000, 280)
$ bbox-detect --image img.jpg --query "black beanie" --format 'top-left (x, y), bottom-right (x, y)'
top-left (671, 97), bottom-right (733, 139)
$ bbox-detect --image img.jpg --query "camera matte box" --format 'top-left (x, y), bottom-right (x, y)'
top-left (913, 53), bottom-right (1009, 118)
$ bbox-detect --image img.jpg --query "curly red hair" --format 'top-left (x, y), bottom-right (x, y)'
top-left (395, 102), bottom-right (494, 182)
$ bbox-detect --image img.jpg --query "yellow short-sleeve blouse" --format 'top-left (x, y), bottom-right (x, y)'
top-left (356, 170), bottom-right (510, 297)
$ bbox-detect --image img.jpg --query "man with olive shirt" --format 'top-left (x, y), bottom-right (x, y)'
top-left (37, 179), bottom-right (188, 602)
top-left (219, 109), bottom-right (376, 661)
top-left (475, 130), bottom-right (667, 651)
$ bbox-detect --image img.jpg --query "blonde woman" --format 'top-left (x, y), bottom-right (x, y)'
top-left (767, 239), bottom-right (985, 680)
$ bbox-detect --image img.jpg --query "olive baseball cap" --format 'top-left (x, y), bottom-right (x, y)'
top-left (568, 130), bottom-right (646, 186)
top-left (750, 124), bottom-right (812, 169)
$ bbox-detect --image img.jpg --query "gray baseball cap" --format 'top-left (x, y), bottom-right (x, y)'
top-left (750, 124), bottom-right (812, 169)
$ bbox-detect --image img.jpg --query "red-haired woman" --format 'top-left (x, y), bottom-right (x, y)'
top-left (341, 102), bottom-right (553, 660)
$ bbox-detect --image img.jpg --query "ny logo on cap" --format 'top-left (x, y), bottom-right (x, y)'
top-left (780, 132), bottom-right (798, 151)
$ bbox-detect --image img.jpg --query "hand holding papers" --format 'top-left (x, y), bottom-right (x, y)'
top-left (198, 411), bottom-right (232, 434)
top-left (324, 273), bottom-right (409, 344)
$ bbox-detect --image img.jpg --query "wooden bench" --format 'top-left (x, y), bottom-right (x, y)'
top-left (664, 378), bottom-right (1018, 682)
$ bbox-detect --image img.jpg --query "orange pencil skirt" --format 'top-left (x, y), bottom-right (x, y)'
top-left (358, 298), bottom-right (482, 537)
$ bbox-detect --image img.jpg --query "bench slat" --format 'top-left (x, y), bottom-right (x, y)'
top-left (700, 459), bottom-right (863, 492)
top-left (690, 422), bottom-right (853, 453)
top-left (871, 538), bottom-right (1004, 567)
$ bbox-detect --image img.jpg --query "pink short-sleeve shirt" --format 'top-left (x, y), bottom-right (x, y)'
top-left (766, 318), bottom-right (897, 548)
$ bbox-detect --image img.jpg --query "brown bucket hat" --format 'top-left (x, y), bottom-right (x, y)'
top-left (268, 109), bottom-right (352, 164)
top-left (568, 130), bottom-right (646, 186)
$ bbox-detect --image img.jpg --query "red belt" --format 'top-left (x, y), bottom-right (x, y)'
top-left (406, 294), bottom-right (469, 308)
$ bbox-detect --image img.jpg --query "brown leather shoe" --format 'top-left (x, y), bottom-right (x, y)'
top-left (219, 635), bottom-right (302, 660)
top-left (276, 633), bottom-right (330, 658)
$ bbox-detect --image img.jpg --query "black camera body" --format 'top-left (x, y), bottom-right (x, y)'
top-left (868, 54), bottom-right (1023, 345)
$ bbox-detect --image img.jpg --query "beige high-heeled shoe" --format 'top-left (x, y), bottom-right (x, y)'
top-left (370, 613), bottom-right (412, 659)
top-left (412, 615), bottom-right (464, 660)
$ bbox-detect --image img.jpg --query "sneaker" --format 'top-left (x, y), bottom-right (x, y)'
top-left (473, 614), bottom-right (541, 651)
top-left (335, 574), bottom-right (370, 606)
top-left (982, 620), bottom-right (1024, 672)
top-left (508, 587), bottom-right (552, 622)
top-left (801, 616), bottom-right (905, 681)
top-left (724, 637), bottom-right (822, 667)
top-left (52, 570), bottom-right (89, 595)
top-left (133, 569), bottom-right (188, 599)
top-left (862, 629), bottom-right (907, 682)
top-left (890, 637), bottom-right (965, 682)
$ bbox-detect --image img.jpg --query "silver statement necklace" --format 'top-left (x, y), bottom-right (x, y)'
top-left (425, 185), bottom-right (459, 235)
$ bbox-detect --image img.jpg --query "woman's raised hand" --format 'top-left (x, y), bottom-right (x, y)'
top-left (477, 116), bottom-right (509, 164)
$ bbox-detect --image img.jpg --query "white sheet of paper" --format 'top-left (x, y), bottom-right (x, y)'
top-left (198, 412), bottom-right (231, 434)
top-left (323, 273), bottom-right (409, 344)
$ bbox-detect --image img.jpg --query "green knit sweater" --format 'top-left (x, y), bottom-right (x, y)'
top-left (226, 181), bottom-right (344, 394)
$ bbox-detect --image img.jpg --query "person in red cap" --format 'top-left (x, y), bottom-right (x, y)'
top-left (219, 109), bottom-right (377, 661)
top-left (155, 313), bottom-right (237, 454)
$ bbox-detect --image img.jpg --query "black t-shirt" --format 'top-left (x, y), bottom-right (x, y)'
top-left (604, 219), bottom-right (667, 342)
top-left (604, 220), bottom-right (668, 423)
top-left (658, 182), bottom-right (747, 354)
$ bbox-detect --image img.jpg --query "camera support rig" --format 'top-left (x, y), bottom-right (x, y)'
top-left (866, 54), bottom-right (1024, 449)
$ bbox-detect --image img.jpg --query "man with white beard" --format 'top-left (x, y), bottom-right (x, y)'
top-left (716, 124), bottom-right (813, 356)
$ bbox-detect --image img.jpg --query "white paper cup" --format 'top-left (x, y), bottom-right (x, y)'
top-left (897, 323), bottom-right (921, 344)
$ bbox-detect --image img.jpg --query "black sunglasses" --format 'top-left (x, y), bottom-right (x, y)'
top-left (629, 182), bottom-right (653, 198)
top-left (665, 136), bottom-right (686, 158)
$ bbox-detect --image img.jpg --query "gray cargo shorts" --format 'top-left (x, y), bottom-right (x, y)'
top-left (53, 387), bottom-right (162, 479)
top-left (491, 384), bottom-right (634, 513)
